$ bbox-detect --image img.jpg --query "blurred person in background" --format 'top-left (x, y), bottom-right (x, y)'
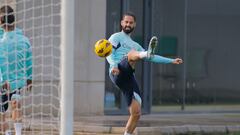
top-left (0, 5), bottom-right (32, 135)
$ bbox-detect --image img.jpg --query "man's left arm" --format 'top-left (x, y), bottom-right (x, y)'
top-left (145, 55), bottom-right (183, 64)
top-left (25, 41), bottom-right (32, 90)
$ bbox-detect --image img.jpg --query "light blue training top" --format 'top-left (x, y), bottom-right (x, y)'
top-left (106, 31), bottom-right (144, 71)
top-left (0, 28), bottom-right (32, 92)
top-left (106, 31), bottom-right (174, 73)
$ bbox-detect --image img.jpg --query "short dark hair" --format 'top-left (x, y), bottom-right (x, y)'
top-left (122, 12), bottom-right (136, 22)
top-left (0, 5), bottom-right (15, 25)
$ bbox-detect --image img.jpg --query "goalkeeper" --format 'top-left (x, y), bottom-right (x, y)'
top-left (0, 5), bottom-right (32, 135)
top-left (106, 12), bottom-right (182, 135)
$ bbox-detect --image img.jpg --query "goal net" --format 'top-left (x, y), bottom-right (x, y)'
top-left (0, 0), bottom-right (62, 134)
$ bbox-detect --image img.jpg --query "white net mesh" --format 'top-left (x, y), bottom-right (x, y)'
top-left (0, 0), bottom-right (61, 134)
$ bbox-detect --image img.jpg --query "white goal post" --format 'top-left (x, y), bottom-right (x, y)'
top-left (60, 0), bottom-right (74, 135)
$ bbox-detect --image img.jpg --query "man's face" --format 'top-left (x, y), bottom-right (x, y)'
top-left (121, 15), bottom-right (136, 34)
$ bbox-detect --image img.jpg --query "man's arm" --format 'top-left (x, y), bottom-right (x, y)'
top-left (145, 55), bottom-right (183, 64)
top-left (106, 34), bottom-right (120, 73)
top-left (25, 41), bottom-right (32, 90)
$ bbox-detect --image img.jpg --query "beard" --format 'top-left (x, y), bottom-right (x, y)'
top-left (122, 26), bottom-right (134, 34)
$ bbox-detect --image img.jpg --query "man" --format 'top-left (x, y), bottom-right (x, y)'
top-left (106, 12), bottom-right (183, 135)
top-left (0, 5), bottom-right (32, 135)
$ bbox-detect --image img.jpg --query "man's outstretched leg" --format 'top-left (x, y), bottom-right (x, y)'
top-left (127, 36), bottom-right (158, 67)
top-left (124, 99), bottom-right (141, 135)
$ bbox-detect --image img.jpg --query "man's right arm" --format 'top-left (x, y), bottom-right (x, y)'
top-left (106, 34), bottom-right (120, 72)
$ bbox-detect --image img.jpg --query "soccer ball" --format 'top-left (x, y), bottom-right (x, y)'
top-left (94, 39), bottom-right (112, 57)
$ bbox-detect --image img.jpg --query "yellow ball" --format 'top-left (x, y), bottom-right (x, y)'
top-left (94, 39), bottom-right (112, 57)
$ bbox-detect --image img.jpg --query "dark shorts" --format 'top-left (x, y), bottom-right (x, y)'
top-left (109, 57), bottom-right (142, 106)
top-left (0, 90), bottom-right (17, 112)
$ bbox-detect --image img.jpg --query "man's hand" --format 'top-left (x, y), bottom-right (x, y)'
top-left (111, 67), bottom-right (120, 75)
top-left (27, 79), bottom-right (32, 91)
top-left (2, 81), bottom-right (10, 96)
top-left (2, 81), bottom-right (10, 90)
top-left (172, 58), bottom-right (183, 64)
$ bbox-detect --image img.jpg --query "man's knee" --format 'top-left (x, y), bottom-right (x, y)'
top-left (130, 99), bottom-right (141, 120)
top-left (130, 110), bottom-right (141, 120)
top-left (127, 50), bottom-right (140, 61)
top-left (11, 100), bottom-right (21, 110)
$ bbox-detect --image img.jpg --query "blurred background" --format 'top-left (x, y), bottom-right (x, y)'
top-left (6, 0), bottom-right (239, 117)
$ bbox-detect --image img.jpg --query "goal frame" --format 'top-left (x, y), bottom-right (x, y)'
top-left (60, 0), bottom-right (74, 134)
